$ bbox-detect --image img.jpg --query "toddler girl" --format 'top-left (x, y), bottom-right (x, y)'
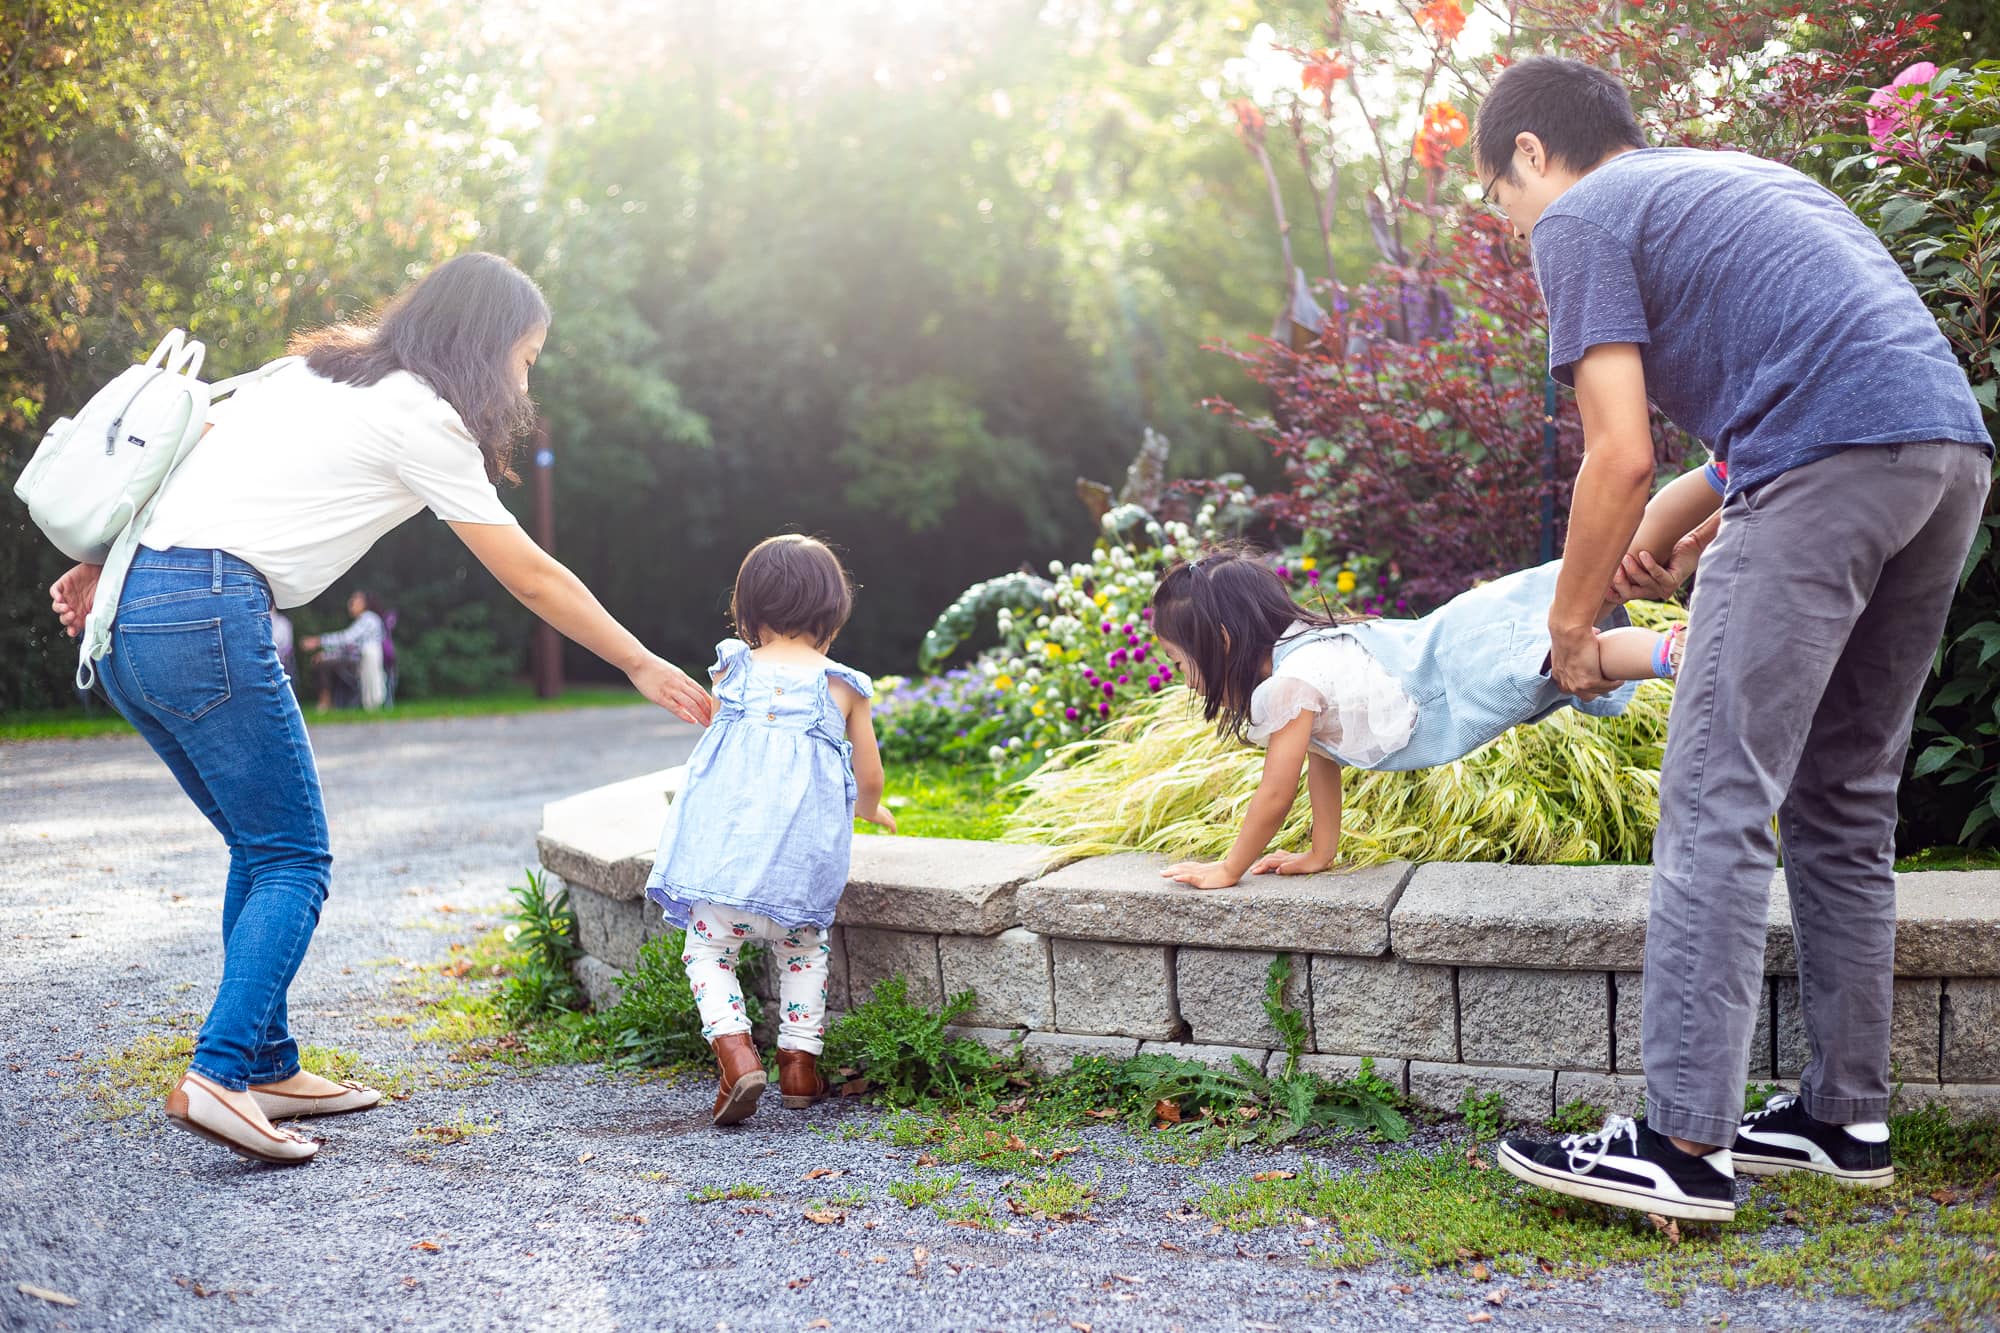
top-left (1149, 501), bottom-right (1708, 889)
top-left (645, 535), bottom-right (896, 1125)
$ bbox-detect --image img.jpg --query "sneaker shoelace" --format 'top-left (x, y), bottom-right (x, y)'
top-left (1559, 1114), bottom-right (1641, 1175)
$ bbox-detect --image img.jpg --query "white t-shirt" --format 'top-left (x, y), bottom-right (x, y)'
top-left (1245, 627), bottom-right (1419, 769)
top-left (141, 360), bottom-right (518, 608)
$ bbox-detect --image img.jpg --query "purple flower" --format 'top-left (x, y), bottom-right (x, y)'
top-left (1098, 702), bottom-right (1111, 717)
top-left (1148, 680), bottom-right (1162, 693)
top-left (1102, 682), bottom-right (1115, 698)
top-left (1140, 608), bottom-right (1153, 620)
top-left (1308, 569), bottom-right (1321, 586)
top-left (1101, 622), bottom-right (1113, 634)
top-left (1118, 674), bottom-right (1130, 685)
top-left (1134, 647), bottom-right (1149, 663)
top-left (1064, 706), bottom-right (1080, 721)
top-left (1276, 565), bottom-right (1290, 581)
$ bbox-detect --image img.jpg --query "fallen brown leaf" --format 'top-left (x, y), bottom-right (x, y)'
top-left (1469, 1315), bottom-right (1493, 1326)
top-left (17, 1284), bottom-right (78, 1307)
top-left (1110, 1272), bottom-right (1142, 1285)
top-left (1931, 1187), bottom-right (1963, 1206)
top-left (1069, 1323), bottom-right (1093, 1333)
top-left (1158, 1241), bottom-right (1184, 1252)
top-left (1235, 1106), bottom-right (1260, 1121)
top-left (804, 1209), bottom-right (845, 1226)
top-left (807, 1322), bottom-right (831, 1330)
top-left (916, 1153), bottom-right (938, 1168)
top-left (410, 1241), bottom-right (440, 1253)
top-left (1083, 1108), bottom-right (1119, 1120)
top-left (787, 1276), bottom-right (812, 1290)
top-left (1154, 1099), bottom-right (1182, 1125)
top-left (908, 1246), bottom-right (930, 1277)
top-left (838, 1077), bottom-right (870, 1097)
top-left (1486, 1288), bottom-right (1508, 1306)
top-left (1470, 1262), bottom-right (1490, 1282)
top-left (1251, 1170), bottom-right (1296, 1182)
top-left (737, 1206), bottom-right (773, 1217)
top-left (1392, 1284), bottom-right (1414, 1294)
top-left (803, 1168), bottom-right (845, 1181)
top-left (1646, 1214), bottom-right (1683, 1245)
top-left (577, 1152), bottom-right (595, 1164)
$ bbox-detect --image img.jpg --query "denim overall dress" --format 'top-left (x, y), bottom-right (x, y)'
top-left (646, 639), bottom-right (872, 930)
top-left (1275, 560), bottom-right (1636, 771)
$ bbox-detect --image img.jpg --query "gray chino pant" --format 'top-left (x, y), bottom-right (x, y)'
top-left (1643, 441), bottom-right (1990, 1146)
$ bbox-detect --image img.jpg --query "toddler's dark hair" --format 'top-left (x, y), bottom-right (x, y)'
top-left (1152, 546), bottom-right (1367, 742)
top-left (731, 534), bottom-right (855, 650)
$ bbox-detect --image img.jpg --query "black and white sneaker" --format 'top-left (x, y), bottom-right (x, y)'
top-left (1732, 1093), bottom-right (1894, 1188)
top-left (1497, 1115), bottom-right (1736, 1222)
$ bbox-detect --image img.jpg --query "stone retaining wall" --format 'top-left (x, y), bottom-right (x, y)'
top-left (538, 768), bottom-right (2000, 1121)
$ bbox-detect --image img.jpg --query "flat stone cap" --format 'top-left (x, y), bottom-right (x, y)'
top-left (836, 837), bottom-right (1052, 935)
top-left (1887, 871), bottom-right (2000, 976)
top-left (1018, 852), bottom-right (1410, 956)
top-left (1391, 863), bottom-right (1654, 969)
top-left (537, 767), bottom-right (683, 902)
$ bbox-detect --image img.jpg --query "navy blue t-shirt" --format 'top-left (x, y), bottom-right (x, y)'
top-left (1531, 148), bottom-right (1991, 494)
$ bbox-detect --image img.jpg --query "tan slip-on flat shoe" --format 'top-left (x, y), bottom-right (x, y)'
top-left (166, 1074), bottom-right (319, 1165)
top-left (249, 1079), bottom-right (383, 1120)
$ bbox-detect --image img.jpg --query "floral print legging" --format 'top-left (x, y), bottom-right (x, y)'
top-left (682, 905), bottom-right (831, 1054)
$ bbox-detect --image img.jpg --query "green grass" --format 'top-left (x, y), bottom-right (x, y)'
top-left (888, 1171), bottom-right (964, 1209)
top-left (857, 759), bottom-right (1021, 841)
top-left (687, 1183), bottom-right (774, 1204)
top-left (1197, 1103), bottom-right (2000, 1330)
top-left (412, 1109), bottom-right (500, 1144)
top-left (1895, 845), bottom-right (2000, 872)
top-left (75, 1022), bottom-right (413, 1121)
top-left (1006, 1168), bottom-right (1108, 1220)
top-left (0, 683), bottom-right (645, 742)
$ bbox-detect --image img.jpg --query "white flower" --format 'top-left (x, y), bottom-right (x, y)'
top-left (1162, 544), bottom-right (1179, 562)
top-left (1048, 560), bottom-right (1064, 576)
top-left (988, 745), bottom-right (1006, 763)
top-left (1036, 615), bottom-right (1050, 629)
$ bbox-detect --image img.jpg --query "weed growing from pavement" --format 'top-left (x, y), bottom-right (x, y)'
top-left (1005, 1169), bottom-right (1115, 1220)
top-left (688, 1183), bottom-right (775, 1204)
top-left (412, 1109), bottom-right (500, 1144)
top-left (1548, 1098), bottom-right (1605, 1136)
top-left (888, 1171), bottom-right (964, 1209)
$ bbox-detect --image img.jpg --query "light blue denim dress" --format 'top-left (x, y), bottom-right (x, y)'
top-left (646, 639), bottom-right (872, 930)
top-left (1277, 560), bottom-right (1637, 772)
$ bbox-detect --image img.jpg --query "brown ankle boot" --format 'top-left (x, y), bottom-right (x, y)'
top-left (777, 1048), bottom-right (827, 1109)
top-left (709, 1033), bottom-right (766, 1126)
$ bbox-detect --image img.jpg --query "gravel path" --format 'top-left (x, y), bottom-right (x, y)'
top-left (0, 709), bottom-right (1936, 1331)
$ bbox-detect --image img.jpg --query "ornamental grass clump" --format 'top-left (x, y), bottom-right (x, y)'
top-left (1006, 603), bottom-right (1681, 866)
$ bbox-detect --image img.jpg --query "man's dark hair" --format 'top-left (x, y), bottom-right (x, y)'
top-left (1473, 56), bottom-right (1646, 183)
top-left (731, 534), bottom-right (855, 650)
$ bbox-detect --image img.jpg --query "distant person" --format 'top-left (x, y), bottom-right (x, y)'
top-left (304, 589), bottom-right (386, 712)
top-left (49, 252), bottom-right (714, 1166)
top-left (270, 609), bottom-right (296, 679)
top-left (644, 535), bottom-right (895, 1126)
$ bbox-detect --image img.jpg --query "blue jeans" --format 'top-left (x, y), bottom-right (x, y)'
top-left (100, 547), bottom-right (331, 1091)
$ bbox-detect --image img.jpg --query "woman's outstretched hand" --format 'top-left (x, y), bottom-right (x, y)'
top-left (1249, 850), bottom-right (1335, 877)
top-left (1162, 859), bottom-right (1240, 890)
top-left (630, 656), bottom-right (716, 727)
top-left (50, 563), bottom-right (103, 639)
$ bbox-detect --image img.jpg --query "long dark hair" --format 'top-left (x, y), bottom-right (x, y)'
top-left (290, 252), bottom-right (551, 484)
top-left (1152, 546), bottom-right (1369, 742)
top-left (731, 534), bottom-right (856, 651)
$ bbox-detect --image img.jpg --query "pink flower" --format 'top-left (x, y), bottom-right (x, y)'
top-left (1867, 61), bottom-right (1940, 156)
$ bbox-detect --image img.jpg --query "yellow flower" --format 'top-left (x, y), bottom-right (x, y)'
top-left (1336, 569), bottom-right (1356, 595)
top-left (993, 674), bottom-right (1014, 692)
top-left (1031, 703), bottom-right (1047, 717)
top-left (1093, 591), bottom-right (1110, 608)
top-left (1298, 557), bottom-right (1318, 572)
top-left (1045, 642), bottom-right (1065, 659)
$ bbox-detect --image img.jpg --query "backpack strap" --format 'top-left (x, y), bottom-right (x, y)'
top-left (208, 355), bottom-right (301, 400)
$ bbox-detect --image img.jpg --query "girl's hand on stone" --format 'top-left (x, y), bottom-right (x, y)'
top-left (1162, 860), bottom-right (1240, 890)
top-left (1250, 850), bottom-right (1334, 877)
top-left (629, 655), bottom-right (716, 727)
top-left (862, 804), bottom-right (898, 833)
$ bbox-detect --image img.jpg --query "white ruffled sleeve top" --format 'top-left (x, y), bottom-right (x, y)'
top-left (1244, 626), bottom-right (1419, 769)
